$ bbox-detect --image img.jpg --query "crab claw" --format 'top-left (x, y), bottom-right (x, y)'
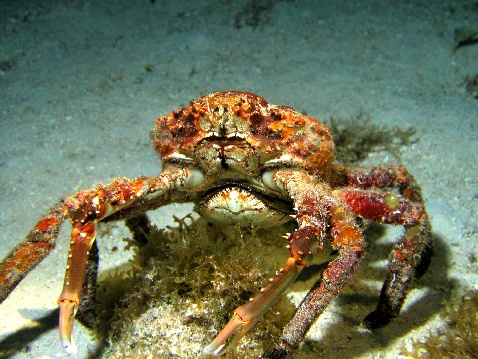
top-left (204, 313), bottom-right (260, 356)
top-left (59, 299), bottom-right (79, 354)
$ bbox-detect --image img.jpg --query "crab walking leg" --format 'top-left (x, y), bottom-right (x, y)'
top-left (331, 186), bottom-right (432, 328)
top-left (331, 188), bottom-right (426, 226)
top-left (76, 239), bottom-right (99, 327)
top-left (204, 257), bottom-right (303, 356)
top-left (264, 201), bottom-right (365, 358)
top-left (53, 169), bottom-right (194, 354)
top-left (58, 222), bottom-right (97, 353)
top-left (362, 217), bottom-right (432, 329)
top-left (0, 204), bottom-right (65, 302)
top-left (332, 165), bottom-right (423, 203)
top-left (204, 170), bottom-right (329, 356)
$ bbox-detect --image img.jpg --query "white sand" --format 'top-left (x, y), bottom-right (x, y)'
top-left (1, 1), bottom-right (477, 358)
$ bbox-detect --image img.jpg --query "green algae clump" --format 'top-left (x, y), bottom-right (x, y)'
top-left (100, 214), bottom-right (295, 358)
top-left (328, 113), bottom-right (416, 164)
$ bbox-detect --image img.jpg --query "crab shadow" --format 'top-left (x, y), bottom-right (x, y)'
top-left (292, 224), bottom-right (453, 358)
top-left (0, 308), bottom-right (58, 358)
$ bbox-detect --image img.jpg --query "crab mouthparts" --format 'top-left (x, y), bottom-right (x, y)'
top-left (197, 186), bottom-right (290, 227)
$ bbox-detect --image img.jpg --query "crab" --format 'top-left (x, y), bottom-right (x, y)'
top-left (0, 91), bottom-right (432, 358)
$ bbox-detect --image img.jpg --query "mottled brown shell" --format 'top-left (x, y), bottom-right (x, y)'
top-left (150, 91), bottom-right (335, 179)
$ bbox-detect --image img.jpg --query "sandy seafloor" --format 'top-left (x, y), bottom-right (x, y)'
top-left (0, 1), bottom-right (477, 358)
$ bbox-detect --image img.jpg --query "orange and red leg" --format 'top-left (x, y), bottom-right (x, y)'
top-left (0, 203), bottom-right (65, 302)
top-left (332, 165), bottom-right (433, 329)
top-left (263, 197), bottom-right (365, 358)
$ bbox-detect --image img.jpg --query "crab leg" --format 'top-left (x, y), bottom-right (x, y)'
top-left (0, 204), bottom-right (65, 302)
top-left (4, 168), bottom-right (196, 354)
top-left (332, 186), bottom-right (432, 329)
top-left (331, 164), bottom-right (423, 203)
top-left (56, 169), bottom-right (200, 353)
top-left (362, 216), bottom-right (431, 329)
top-left (204, 256), bottom-right (303, 356)
top-left (204, 170), bottom-right (330, 356)
top-left (58, 221), bottom-right (97, 353)
top-left (263, 198), bottom-right (365, 358)
top-left (332, 164), bottom-right (433, 328)
top-left (264, 172), bottom-right (430, 357)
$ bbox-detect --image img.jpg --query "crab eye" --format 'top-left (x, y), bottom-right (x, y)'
top-left (185, 168), bottom-right (205, 188)
top-left (262, 170), bottom-right (281, 191)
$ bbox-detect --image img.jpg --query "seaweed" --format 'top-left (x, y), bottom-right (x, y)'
top-left (97, 215), bottom-right (296, 358)
top-left (400, 290), bottom-right (478, 358)
top-left (327, 113), bottom-right (416, 164)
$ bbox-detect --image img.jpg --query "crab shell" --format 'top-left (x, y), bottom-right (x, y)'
top-left (151, 91), bottom-right (335, 179)
top-left (149, 91), bottom-right (336, 228)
